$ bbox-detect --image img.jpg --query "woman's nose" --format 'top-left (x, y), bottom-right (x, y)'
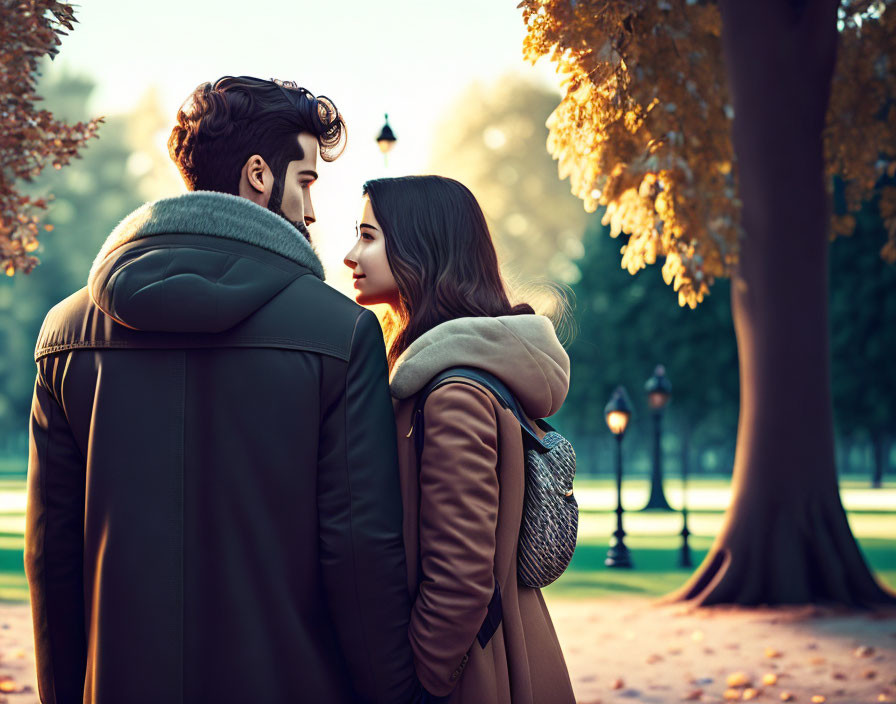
top-left (344, 242), bottom-right (359, 269)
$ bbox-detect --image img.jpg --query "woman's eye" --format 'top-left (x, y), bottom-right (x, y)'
top-left (361, 232), bottom-right (374, 241)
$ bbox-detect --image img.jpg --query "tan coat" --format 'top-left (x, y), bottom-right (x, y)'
top-left (390, 315), bottom-right (576, 704)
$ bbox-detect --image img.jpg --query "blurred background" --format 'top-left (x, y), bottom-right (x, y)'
top-left (0, 0), bottom-right (893, 600)
top-left (4, 0), bottom-right (893, 481)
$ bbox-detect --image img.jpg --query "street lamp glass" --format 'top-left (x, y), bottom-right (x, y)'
top-left (648, 390), bottom-right (669, 410)
top-left (606, 410), bottom-right (630, 435)
top-left (376, 114), bottom-right (396, 154)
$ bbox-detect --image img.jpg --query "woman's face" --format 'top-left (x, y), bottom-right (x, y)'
top-left (344, 196), bottom-right (400, 308)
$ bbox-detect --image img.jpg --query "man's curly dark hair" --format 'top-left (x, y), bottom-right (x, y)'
top-left (168, 76), bottom-right (346, 198)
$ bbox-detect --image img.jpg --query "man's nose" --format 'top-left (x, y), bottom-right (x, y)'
top-left (304, 191), bottom-right (316, 225)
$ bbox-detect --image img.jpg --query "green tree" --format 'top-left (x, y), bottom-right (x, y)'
top-left (557, 216), bottom-right (739, 477)
top-left (830, 188), bottom-right (896, 486)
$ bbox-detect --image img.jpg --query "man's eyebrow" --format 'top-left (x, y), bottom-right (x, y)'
top-left (359, 222), bottom-right (379, 231)
top-left (298, 170), bottom-right (318, 180)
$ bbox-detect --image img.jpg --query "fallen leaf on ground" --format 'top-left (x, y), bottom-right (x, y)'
top-left (727, 672), bottom-right (752, 688)
top-left (682, 690), bottom-right (703, 701)
top-left (810, 696), bottom-right (826, 703)
top-left (808, 656), bottom-right (826, 665)
top-left (724, 689), bottom-right (742, 701)
top-left (0, 679), bottom-right (16, 694)
top-left (743, 688), bottom-right (760, 700)
top-left (780, 692), bottom-right (795, 701)
top-left (765, 647), bottom-right (782, 658)
top-left (646, 654), bottom-right (663, 664)
top-left (610, 678), bottom-right (624, 690)
top-left (763, 673), bottom-right (779, 686)
top-left (855, 645), bottom-right (875, 657)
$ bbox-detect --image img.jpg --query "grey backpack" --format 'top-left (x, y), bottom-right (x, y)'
top-left (413, 366), bottom-right (578, 590)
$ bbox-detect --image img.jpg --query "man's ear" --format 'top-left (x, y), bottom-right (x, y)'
top-left (238, 154), bottom-right (272, 205)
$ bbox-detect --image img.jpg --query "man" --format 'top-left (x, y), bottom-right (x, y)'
top-left (25, 76), bottom-right (418, 704)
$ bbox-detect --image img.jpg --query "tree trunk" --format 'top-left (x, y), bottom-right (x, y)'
top-left (669, 0), bottom-right (895, 606)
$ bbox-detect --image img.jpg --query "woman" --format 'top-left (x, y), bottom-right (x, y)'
top-left (344, 175), bottom-right (575, 704)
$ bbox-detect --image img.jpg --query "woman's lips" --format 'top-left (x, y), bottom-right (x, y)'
top-left (353, 275), bottom-right (365, 288)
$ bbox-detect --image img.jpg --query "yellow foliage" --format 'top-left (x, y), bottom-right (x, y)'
top-left (520, 0), bottom-right (896, 307)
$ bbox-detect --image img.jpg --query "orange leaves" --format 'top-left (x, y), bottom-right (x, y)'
top-left (1, 1), bottom-right (100, 275)
top-left (0, 675), bottom-right (20, 693)
top-left (727, 672), bottom-right (752, 688)
top-left (521, 0), bottom-right (896, 308)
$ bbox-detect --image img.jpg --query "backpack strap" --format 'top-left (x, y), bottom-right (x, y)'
top-left (413, 366), bottom-right (553, 452)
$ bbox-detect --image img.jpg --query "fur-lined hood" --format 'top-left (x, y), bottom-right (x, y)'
top-left (389, 314), bottom-right (570, 419)
top-left (87, 191), bottom-right (325, 333)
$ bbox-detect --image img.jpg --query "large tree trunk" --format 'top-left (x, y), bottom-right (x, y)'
top-left (669, 0), bottom-right (895, 606)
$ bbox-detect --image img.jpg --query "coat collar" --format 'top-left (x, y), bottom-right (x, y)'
top-left (389, 314), bottom-right (570, 419)
top-left (88, 190), bottom-right (326, 283)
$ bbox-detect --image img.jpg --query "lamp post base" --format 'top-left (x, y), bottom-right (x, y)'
top-left (679, 511), bottom-right (693, 568)
top-left (605, 531), bottom-right (634, 568)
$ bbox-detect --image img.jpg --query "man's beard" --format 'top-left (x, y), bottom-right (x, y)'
top-left (267, 179), bottom-right (312, 243)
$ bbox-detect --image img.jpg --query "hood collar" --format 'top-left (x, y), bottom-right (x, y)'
top-left (88, 190), bottom-right (325, 285)
top-left (389, 315), bottom-right (570, 418)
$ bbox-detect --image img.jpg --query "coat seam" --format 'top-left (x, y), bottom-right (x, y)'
top-left (174, 351), bottom-right (185, 704)
top-left (35, 338), bottom-right (350, 362)
top-left (344, 310), bottom-right (381, 702)
top-left (37, 367), bottom-right (58, 704)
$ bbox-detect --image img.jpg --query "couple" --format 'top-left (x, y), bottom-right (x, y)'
top-left (25, 76), bottom-right (575, 704)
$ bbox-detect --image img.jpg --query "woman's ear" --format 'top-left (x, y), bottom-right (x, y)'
top-left (239, 155), bottom-right (272, 204)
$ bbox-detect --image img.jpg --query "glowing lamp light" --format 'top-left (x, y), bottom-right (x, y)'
top-left (604, 384), bottom-right (635, 568)
top-left (605, 410), bottom-right (630, 436)
top-left (645, 364), bottom-right (672, 411)
top-left (376, 114), bottom-right (397, 154)
top-left (604, 386), bottom-right (633, 436)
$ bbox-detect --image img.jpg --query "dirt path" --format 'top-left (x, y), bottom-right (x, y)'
top-left (548, 598), bottom-right (896, 703)
top-left (0, 599), bottom-right (893, 702)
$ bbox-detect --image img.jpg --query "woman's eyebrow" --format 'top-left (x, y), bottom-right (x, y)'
top-left (359, 222), bottom-right (379, 231)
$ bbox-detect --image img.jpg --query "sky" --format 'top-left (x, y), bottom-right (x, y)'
top-left (49, 0), bottom-right (563, 292)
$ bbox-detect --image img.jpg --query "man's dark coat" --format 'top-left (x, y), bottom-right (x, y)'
top-left (25, 191), bottom-right (417, 704)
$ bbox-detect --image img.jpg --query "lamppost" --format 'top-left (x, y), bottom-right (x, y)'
top-left (604, 386), bottom-right (634, 568)
top-left (376, 114), bottom-right (397, 164)
top-left (642, 364), bottom-right (673, 511)
top-left (679, 422), bottom-right (693, 567)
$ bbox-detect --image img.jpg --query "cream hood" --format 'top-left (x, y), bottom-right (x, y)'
top-left (389, 315), bottom-right (570, 418)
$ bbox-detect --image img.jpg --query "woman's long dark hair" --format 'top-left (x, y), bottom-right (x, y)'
top-left (363, 175), bottom-right (534, 370)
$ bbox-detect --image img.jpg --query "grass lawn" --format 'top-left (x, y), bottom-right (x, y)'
top-left (544, 476), bottom-right (896, 600)
top-left (0, 473), bottom-right (891, 603)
